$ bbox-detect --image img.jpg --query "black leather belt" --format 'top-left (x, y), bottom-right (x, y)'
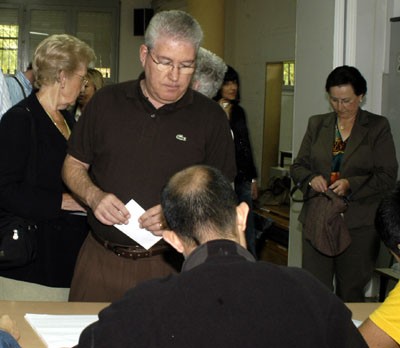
top-left (91, 231), bottom-right (169, 260)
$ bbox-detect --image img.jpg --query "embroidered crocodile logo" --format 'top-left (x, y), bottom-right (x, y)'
top-left (176, 134), bottom-right (187, 141)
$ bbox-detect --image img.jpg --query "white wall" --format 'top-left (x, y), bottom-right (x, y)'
top-left (119, 0), bottom-right (151, 82)
top-left (224, 0), bottom-right (297, 181)
top-left (289, 0), bottom-right (336, 267)
top-left (279, 90), bottom-right (294, 156)
top-left (354, 0), bottom-right (391, 115)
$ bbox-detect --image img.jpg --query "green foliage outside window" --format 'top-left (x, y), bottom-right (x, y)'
top-left (0, 25), bottom-right (18, 74)
top-left (283, 61), bottom-right (295, 86)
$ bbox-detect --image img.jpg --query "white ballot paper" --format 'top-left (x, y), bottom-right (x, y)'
top-left (24, 313), bottom-right (98, 348)
top-left (114, 199), bottom-right (162, 250)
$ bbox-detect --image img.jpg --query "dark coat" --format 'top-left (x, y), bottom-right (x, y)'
top-left (230, 103), bottom-right (257, 182)
top-left (290, 109), bottom-right (398, 229)
top-left (0, 93), bottom-right (88, 287)
top-left (76, 240), bottom-right (367, 348)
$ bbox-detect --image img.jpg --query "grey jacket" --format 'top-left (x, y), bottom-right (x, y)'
top-left (290, 109), bottom-right (398, 229)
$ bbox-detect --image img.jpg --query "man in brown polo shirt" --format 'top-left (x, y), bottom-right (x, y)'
top-left (62, 10), bottom-right (236, 302)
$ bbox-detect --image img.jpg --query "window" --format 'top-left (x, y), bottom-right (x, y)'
top-left (77, 11), bottom-right (113, 79)
top-left (283, 61), bottom-right (295, 87)
top-left (0, 1), bottom-right (119, 83)
top-left (28, 9), bottom-right (68, 63)
top-left (0, 8), bottom-right (19, 74)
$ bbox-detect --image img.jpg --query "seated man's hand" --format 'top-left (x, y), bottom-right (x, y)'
top-left (0, 315), bottom-right (20, 341)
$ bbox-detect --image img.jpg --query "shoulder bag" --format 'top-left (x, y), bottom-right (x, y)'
top-left (0, 107), bottom-right (38, 269)
top-left (290, 183), bottom-right (351, 257)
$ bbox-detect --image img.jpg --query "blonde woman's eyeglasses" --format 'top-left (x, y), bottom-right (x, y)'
top-left (73, 73), bottom-right (89, 87)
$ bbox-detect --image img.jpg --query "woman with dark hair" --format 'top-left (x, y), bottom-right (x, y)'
top-left (214, 66), bottom-right (258, 257)
top-left (291, 65), bottom-right (398, 302)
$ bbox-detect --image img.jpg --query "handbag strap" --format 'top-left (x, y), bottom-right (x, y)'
top-left (290, 183), bottom-right (327, 203)
top-left (290, 173), bottom-right (372, 203)
top-left (11, 75), bottom-right (27, 98)
top-left (22, 106), bottom-right (37, 185)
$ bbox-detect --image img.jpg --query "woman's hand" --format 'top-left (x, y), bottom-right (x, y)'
top-left (309, 175), bottom-right (328, 193)
top-left (218, 98), bottom-right (232, 117)
top-left (329, 178), bottom-right (350, 196)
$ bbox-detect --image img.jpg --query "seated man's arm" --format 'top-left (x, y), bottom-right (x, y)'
top-left (359, 318), bottom-right (400, 348)
top-left (62, 154), bottom-right (130, 225)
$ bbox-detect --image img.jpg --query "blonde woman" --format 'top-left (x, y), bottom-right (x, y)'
top-left (73, 68), bottom-right (104, 120)
top-left (0, 34), bottom-right (96, 301)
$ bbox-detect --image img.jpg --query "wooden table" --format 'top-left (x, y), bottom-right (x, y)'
top-left (254, 204), bottom-right (290, 232)
top-left (0, 300), bottom-right (109, 348)
top-left (0, 300), bottom-right (380, 347)
top-left (346, 302), bottom-right (380, 322)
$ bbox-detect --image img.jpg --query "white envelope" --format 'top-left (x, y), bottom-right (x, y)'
top-left (114, 199), bottom-right (162, 250)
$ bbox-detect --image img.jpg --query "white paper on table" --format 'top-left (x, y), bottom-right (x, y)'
top-left (114, 199), bottom-right (162, 250)
top-left (24, 313), bottom-right (98, 348)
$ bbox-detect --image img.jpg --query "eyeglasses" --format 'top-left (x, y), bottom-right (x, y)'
top-left (329, 96), bottom-right (355, 106)
top-left (73, 73), bottom-right (89, 87)
top-left (147, 48), bottom-right (195, 75)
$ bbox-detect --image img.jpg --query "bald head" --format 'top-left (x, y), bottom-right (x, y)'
top-left (161, 165), bottom-right (239, 247)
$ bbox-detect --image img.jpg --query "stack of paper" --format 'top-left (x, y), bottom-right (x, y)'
top-left (24, 314), bottom-right (98, 348)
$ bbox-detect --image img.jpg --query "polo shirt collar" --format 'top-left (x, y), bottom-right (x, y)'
top-left (128, 75), bottom-right (194, 111)
top-left (182, 239), bottom-right (256, 272)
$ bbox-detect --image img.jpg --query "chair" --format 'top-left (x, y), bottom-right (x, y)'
top-left (375, 262), bottom-right (400, 302)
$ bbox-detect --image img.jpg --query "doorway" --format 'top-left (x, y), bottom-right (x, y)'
top-left (261, 61), bottom-right (294, 188)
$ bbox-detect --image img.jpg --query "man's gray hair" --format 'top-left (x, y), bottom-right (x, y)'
top-left (192, 47), bottom-right (227, 98)
top-left (145, 10), bottom-right (203, 51)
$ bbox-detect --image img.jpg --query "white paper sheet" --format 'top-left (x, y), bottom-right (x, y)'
top-left (114, 199), bottom-right (162, 250)
top-left (24, 314), bottom-right (98, 348)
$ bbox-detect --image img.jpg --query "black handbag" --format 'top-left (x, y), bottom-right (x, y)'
top-left (0, 107), bottom-right (38, 269)
top-left (0, 215), bottom-right (38, 269)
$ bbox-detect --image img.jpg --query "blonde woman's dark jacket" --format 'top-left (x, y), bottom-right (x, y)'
top-left (291, 109), bottom-right (398, 229)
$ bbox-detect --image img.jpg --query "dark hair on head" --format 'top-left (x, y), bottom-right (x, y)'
top-left (214, 65), bottom-right (241, 103)
top-left (375, 182), bottom-right (400, 257)
top-left (325, 65), bottom-right (367, 96)
top-left (161, 165), bottom-right (238, 246)
top-left (223, 65), bottom-right (239, 85)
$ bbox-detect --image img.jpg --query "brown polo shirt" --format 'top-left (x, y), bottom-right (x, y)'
top-left (67, 78), bottom-right (236, 244)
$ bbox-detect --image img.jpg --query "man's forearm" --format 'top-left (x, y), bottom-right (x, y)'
top-left (62, 154), bottom-right (101, 209)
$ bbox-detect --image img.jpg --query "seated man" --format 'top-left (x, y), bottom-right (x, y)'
top-left (359, 183), bottom-right (400, 347)
top-left (75, 165), bottom-right (367, 348)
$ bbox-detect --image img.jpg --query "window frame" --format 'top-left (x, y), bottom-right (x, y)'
top-left (0, 0), bottom-right (119, 83)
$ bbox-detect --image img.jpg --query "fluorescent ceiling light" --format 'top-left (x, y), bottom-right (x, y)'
top-left (29, 31), bottom-right (48, 36)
